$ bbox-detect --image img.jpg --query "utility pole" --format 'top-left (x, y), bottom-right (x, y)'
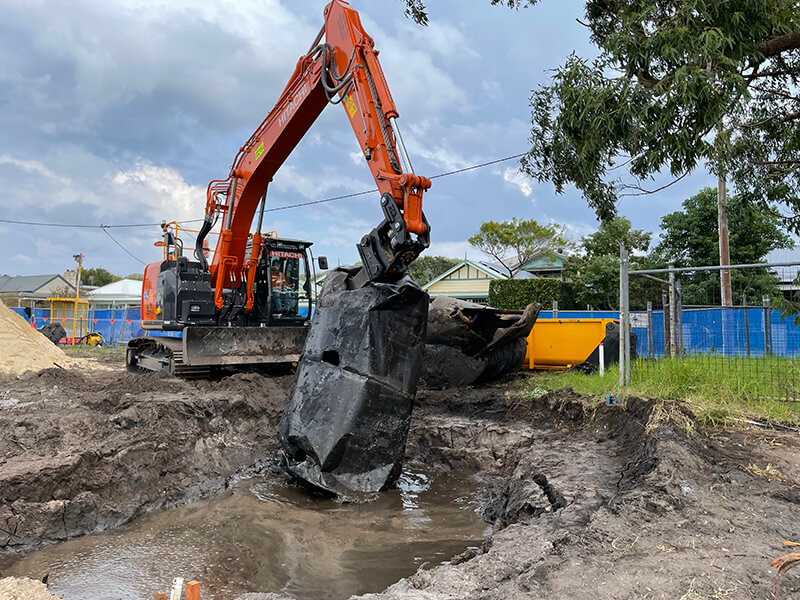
top-left (72, 253), bottom-right (84, 346)
top-left (73, 253), bottom-right (84, 298)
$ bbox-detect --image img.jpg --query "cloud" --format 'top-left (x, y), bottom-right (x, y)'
top-left (0, 154), bottom-right (69, 183)
top-left (412, 142), bottom-right (475, 173)
top-left (558, 220), bottom-right (597, 240)
top-left (503, 167), bottom-right (534, 197)
top-left (403, 20), bottom-right (481, 62)
top-left (0, 0), bottom-right (320, 166)
top-left (358, 15), bottom-right (469, 117)
top-left (427, 241), bottom-right (482, 261)
top-left (349, 151), bottom-right (365, 166)
top-left (480, 79), bottom-right (503, 101)
top-left (271, 164), bottom-right (373, 200)
top-left (0, 0), bottom-right (692, 278)
top-left (11, 254), bottom-right (36, 266)
top-left (111, 162), bottom-right (205, 224)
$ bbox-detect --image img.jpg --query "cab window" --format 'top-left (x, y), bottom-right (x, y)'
top-left (269, 250), bottom-right (308, 319)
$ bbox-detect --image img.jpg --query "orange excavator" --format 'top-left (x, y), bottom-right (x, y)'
top-left (127, 0), bottom-right (431, 377)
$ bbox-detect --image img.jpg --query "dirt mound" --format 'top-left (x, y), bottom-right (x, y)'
top-left (17, 367), bottom-right (92, 388)
top-left (196, 371), bottom-right (293, 399)
top-left (0, 303), bottom-right (88, 376)
top-left (0, 577), bottom-right (61, 599)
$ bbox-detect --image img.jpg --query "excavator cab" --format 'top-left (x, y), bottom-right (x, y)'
top-left (129, 226), bottom-right (321, 377)
top-left (262, 239), bottom-right (313, 324)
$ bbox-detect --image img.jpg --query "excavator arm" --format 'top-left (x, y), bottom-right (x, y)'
top-left (196, 0), bottom-right (431, 311)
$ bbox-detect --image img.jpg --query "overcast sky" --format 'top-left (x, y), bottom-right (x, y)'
top-left (1, 0), bottom-right (795, 278)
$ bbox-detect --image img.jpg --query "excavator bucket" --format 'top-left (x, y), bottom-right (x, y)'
top-left (278, 266), bottom-right (428, 496)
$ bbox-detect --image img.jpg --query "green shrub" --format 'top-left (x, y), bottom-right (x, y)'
top-left (489, 278), bottom-right (577, 310)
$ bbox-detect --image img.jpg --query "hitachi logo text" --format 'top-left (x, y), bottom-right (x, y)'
top-left (278, 83), bottom-right (310, 128)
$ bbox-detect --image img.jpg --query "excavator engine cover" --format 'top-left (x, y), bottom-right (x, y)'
top-left (279, 266), bottom-right (428, 496)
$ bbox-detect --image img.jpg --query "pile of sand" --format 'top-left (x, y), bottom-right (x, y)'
top-left (0, 577), bottom-right (62, 600)
top-left (0, 301), bottom-right (86, 376)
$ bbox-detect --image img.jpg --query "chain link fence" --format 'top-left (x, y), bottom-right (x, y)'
top-left (631, 304), bottom-right (800, 401)
top-left (619, 252), bottom-right (800, 403)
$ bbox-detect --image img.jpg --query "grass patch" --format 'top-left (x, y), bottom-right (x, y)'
top-left (529, 356), bottom-right (800, 426)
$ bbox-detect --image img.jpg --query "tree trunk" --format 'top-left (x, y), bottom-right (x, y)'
top-left (717, 174), bottom-right (732, 306)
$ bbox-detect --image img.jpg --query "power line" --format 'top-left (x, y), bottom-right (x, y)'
top-left (265, 188), bottom-right (376, 212)
top-left (429, 152), bottom-right (526, 180)
top-left (0, 152), bottom-right (526, 226)
top-left (263, 152), bottom-right (527, 213)
top-left (102, 227), bottom-right (146, 265)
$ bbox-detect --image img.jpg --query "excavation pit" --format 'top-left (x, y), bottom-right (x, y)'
top-left (1, 354), bottom-right (799, 599)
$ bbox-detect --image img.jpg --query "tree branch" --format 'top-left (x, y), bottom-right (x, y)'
top-left (744, 68), bottom-right (796, 80)
top-left (753, 159), bottom-right (800, 166)
top-left (618, 171), bottom-right (689, 197)
top-left (748, 84), bottom-right (799, 101)
top-left (757, 28), bottom-right (800, 59)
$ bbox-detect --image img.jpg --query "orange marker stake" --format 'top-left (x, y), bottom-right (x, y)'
top-left (185, 581), bottom-right (200, 600)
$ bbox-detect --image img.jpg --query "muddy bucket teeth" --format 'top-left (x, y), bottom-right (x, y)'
top-left (279, 266), bottom-right (428, 496)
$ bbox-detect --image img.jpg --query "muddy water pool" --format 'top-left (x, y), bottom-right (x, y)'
top-left (1, 470), bottom-right (489, 599)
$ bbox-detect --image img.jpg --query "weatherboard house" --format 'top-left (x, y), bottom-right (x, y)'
top-left (518, 253), bottom-right (567, 280)
top-left (423, 258), bottom-right (535, 304)
top-left (87, 279), bottom-right (144, 310)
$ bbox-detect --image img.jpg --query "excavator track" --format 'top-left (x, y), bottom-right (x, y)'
top-left (126, 337), bottom-right (213, 379)
top-left (127, 325), bottom-right (307, 379)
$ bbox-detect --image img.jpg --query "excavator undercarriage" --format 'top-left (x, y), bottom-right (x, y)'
top-left (127, 326), bottom-right (308, 378)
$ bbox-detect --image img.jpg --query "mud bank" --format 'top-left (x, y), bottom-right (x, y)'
top-left (0, 365), bottom-right (292, 553)
top-left (359, 385), bottom-right (800, 600)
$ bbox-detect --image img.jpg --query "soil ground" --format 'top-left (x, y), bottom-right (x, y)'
top-left (1, 351), bottom-right (799, 599)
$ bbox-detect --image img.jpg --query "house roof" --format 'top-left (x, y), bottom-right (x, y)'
top-left (0, 274), bottom-right (74, 294)
top-left (423, 259), bottom-right (507, 289)
top-left (480, 262), bottom-right (537, 279)
top-left (519, 253), bottom-right (566, 271)
top-left (88, 279), bottom-right (143, 302)
top-left (423, 259), bottom-right (538, 290)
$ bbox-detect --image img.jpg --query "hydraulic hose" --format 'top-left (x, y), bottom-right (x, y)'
top-left (194, 215), bottom-right (214, 271)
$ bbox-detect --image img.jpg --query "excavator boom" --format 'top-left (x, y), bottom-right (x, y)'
top-left (196, 0), bottom-right (430, 309)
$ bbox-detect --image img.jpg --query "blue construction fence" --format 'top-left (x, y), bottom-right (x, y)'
top-left (11, 306), bottom-right (178, 345)
top-left (538, 307), bottom-right (800, 359)
top-left (12, 304), bottom-right (797, 356)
